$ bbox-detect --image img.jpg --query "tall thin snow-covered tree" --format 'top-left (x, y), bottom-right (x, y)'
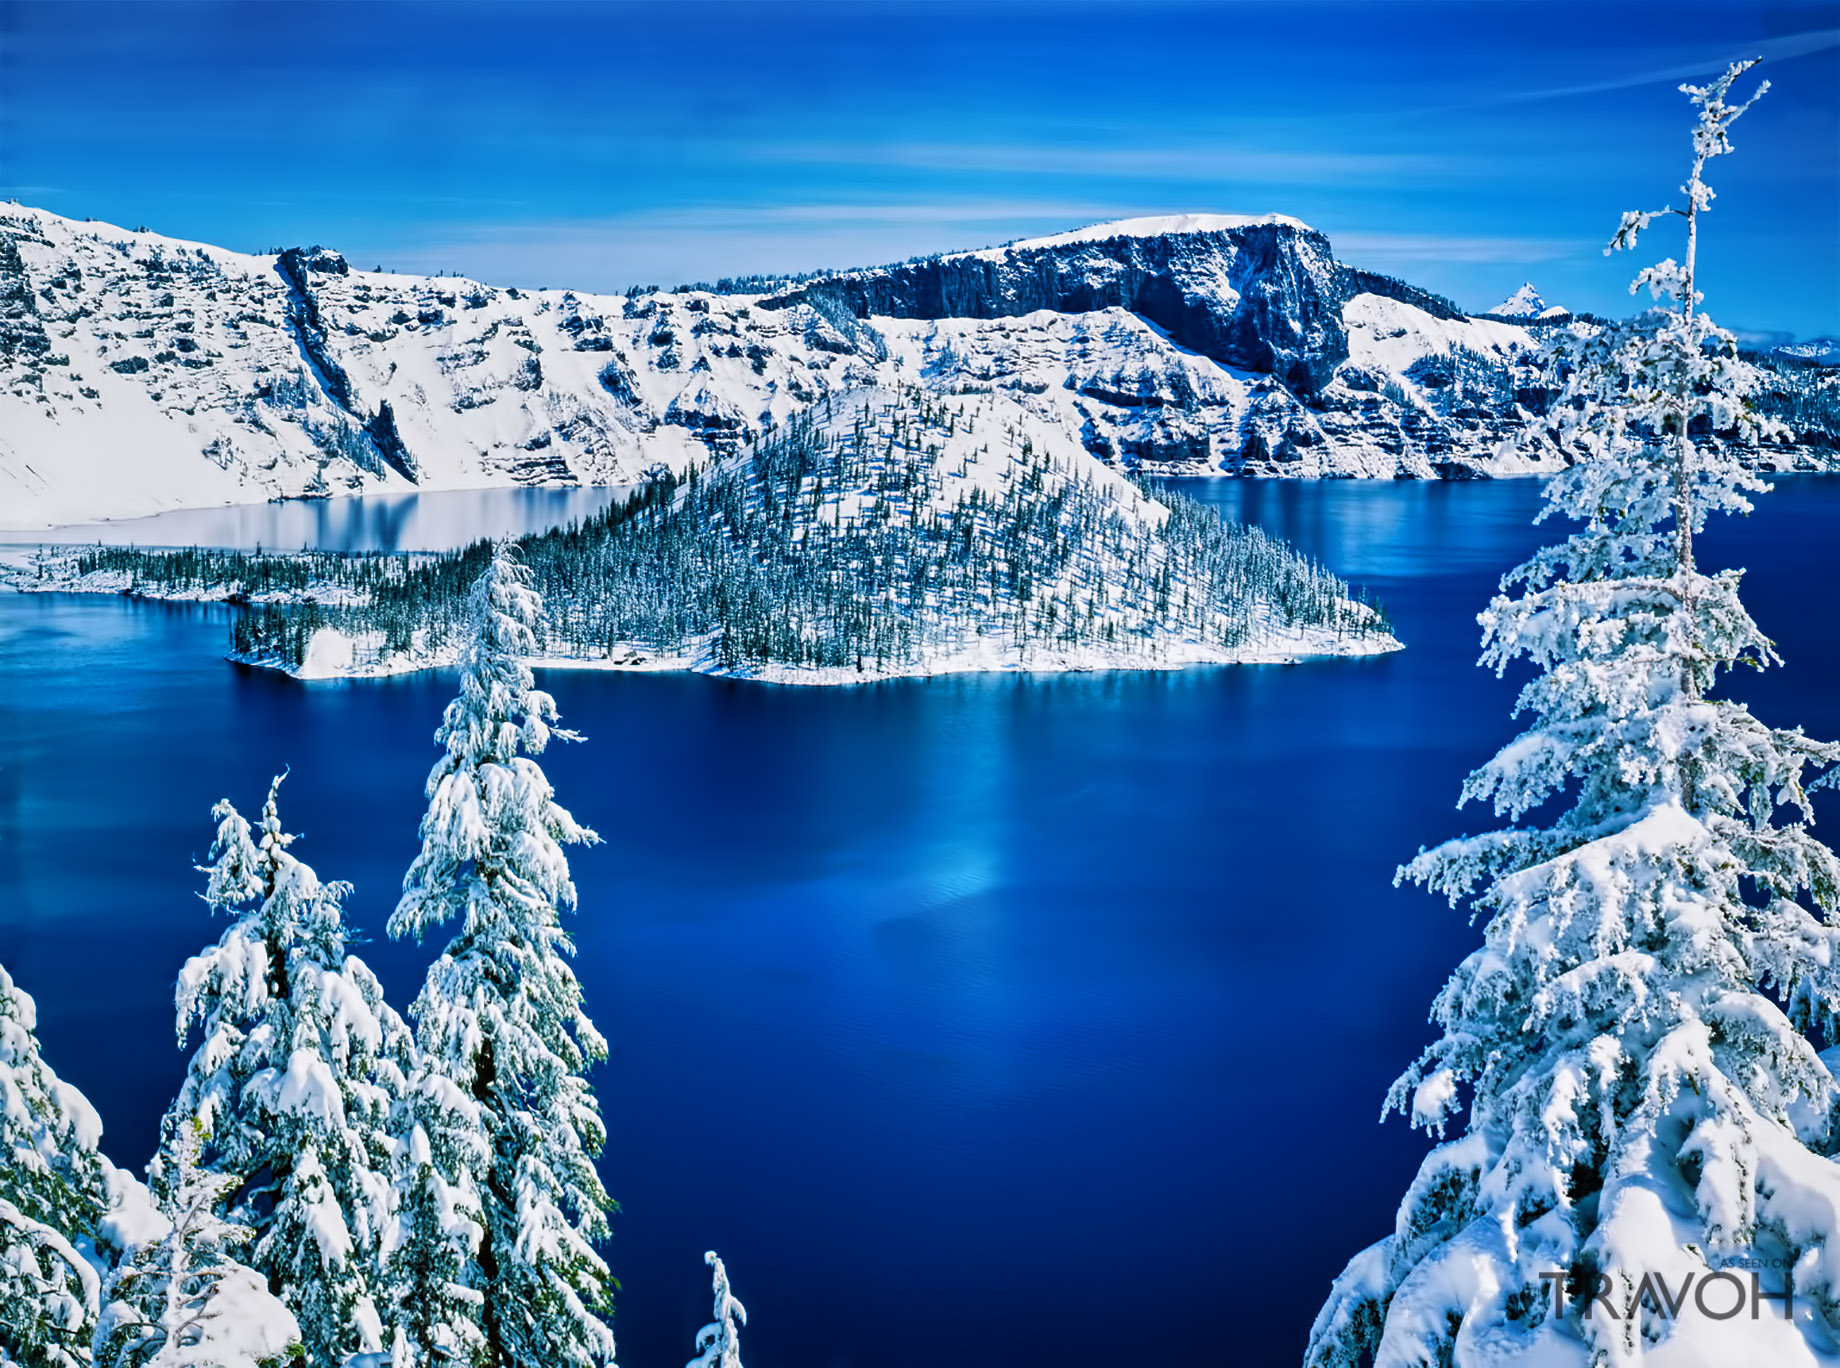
top-left (1308, 61), bottom-right (1840, 1367)
top-left (387, 541), bottom-right (615, 1368)
top-left (94, 1118), bottom-right (299, 1368)
top-left (164, 777), bottom-right (411, 1367)
top-left (0, 958), bottom-right (107, 1368)
top-left (687, 1251), bottom-right (746, 1368)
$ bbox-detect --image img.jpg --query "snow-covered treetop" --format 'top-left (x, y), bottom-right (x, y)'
top-left (687, 1250), bottom-right (746, 1368)
top-left (389, 539), bottom-right (594, 945)
top-left (177, 775), bottom-right (358, 1066)
top-left (1546, 59), bottom-right (1782, 567)
top-left (1606, 58), bottom-right (1770, 278)
top-left (434, 540), bottom-right (572, 769)
top-left (167, 763), bottom-right (408, 1317)
top-left (197, 785), bottom-right (269, 911)
top-left (1, 960), bottom-right (104, 1165)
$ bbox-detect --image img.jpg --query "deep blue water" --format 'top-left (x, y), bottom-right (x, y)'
top-left (1, 478), bottom-right (1835, 1368)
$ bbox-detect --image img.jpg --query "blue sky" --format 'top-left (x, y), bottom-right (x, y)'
top-left (3, 0), bottom-right (1836, 337)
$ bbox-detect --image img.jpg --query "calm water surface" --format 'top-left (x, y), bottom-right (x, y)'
top-left (0, 485), bottom-right (628, 552)
top-left (1, 477), bottom-right (1835, 1368)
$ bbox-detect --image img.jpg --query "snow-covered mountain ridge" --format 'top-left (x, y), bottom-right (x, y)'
top-left (1774, 337), bottom-right (1840, 367)
top-left (2, 203), bottom-right (1832, 530)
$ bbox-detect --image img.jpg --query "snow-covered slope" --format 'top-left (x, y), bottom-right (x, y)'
top-left (1, 204), bottom-right (1829, 529)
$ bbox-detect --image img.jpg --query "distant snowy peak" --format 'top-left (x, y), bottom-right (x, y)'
top-left (1774, 337), bottom-right (1840, 367)
top-left (1487, 283), bottom-right (1556, 319)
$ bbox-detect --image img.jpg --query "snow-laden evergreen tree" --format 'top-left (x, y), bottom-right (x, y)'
top-left (93, 1118), bottom-right (299, 1368)
top-left (386, 541), bottom-right (615, 1367)
top-left (686, 1251), bottom-right (746, 1368)
top-left (377, 1071), bottom-right (489, 1368)
top-left (1307, 60), bottom-right (1840, 1367)
top-left (0, 959), bottom-right (107, 1368)
top-left (164, 777), bottom-right (411, 1367)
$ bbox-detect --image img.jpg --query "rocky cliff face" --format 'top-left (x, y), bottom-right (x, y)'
top-left (771, 215), bottom-right (1352, 393)
top-left (1, 204), bottom-right (1831, 528)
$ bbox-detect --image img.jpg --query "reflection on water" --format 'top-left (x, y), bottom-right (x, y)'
top-left (1, 485), bottom-right (628, 553)
top-left (10, 476), bottom-right (1548, 569)
top-left (1163, 476), bottom-right (1550, 580)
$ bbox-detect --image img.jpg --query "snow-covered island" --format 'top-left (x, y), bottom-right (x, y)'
top-left (3, 203), bottom-right (1835, 532)
top-left (6, 386), bottom-right (1400, 684)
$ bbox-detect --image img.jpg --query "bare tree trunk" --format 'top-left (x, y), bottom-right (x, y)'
top-left (1677, 147), bottom-right (1705, 700)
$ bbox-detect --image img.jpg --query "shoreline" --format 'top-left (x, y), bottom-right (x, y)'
top-left (275, 630), bottom-right (1403, 686)
top-left (2, 581), bottom-right (1402, 686)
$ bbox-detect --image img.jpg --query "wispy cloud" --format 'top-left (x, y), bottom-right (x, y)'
top-left (737, 140), bottom-right (1458, 185)
top-left (642, 201), bottom-right (1134, 228)
top-left (1330, 230), bottom-right (1583, 266)
top-left (1452, 25), bottom-right (1840, 109)
top-left (1753, 26), bottom-right (1840, 63)
top-left (373, 200), bottom-right (1150, 289)
top-left (365, 207), bottom-right (1597, 292)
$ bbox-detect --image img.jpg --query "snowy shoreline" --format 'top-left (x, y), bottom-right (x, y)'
top-left (280, 623), bottom-right (1401, 685)
top-left (1, 572), bottom-right (1400, 685)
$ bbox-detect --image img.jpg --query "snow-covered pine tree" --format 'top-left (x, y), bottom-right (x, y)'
top-left (0, 959), bottom-right (107, 1368)
top-left (1307, 60), bottom-right (1840, 1367)
top-left (686, 1251), bottom-right (746, 1368)
top-left (251, 881), bottom-right (412, 1366)
top-left (164, 777), bottom-right (410, 1367)
top-left (93, 1118), bottom-right (299, 1368)
top-left (386, 541), bottom-right (615, 1367)
top-left (376, 1071), bottom-right (489, 1368)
